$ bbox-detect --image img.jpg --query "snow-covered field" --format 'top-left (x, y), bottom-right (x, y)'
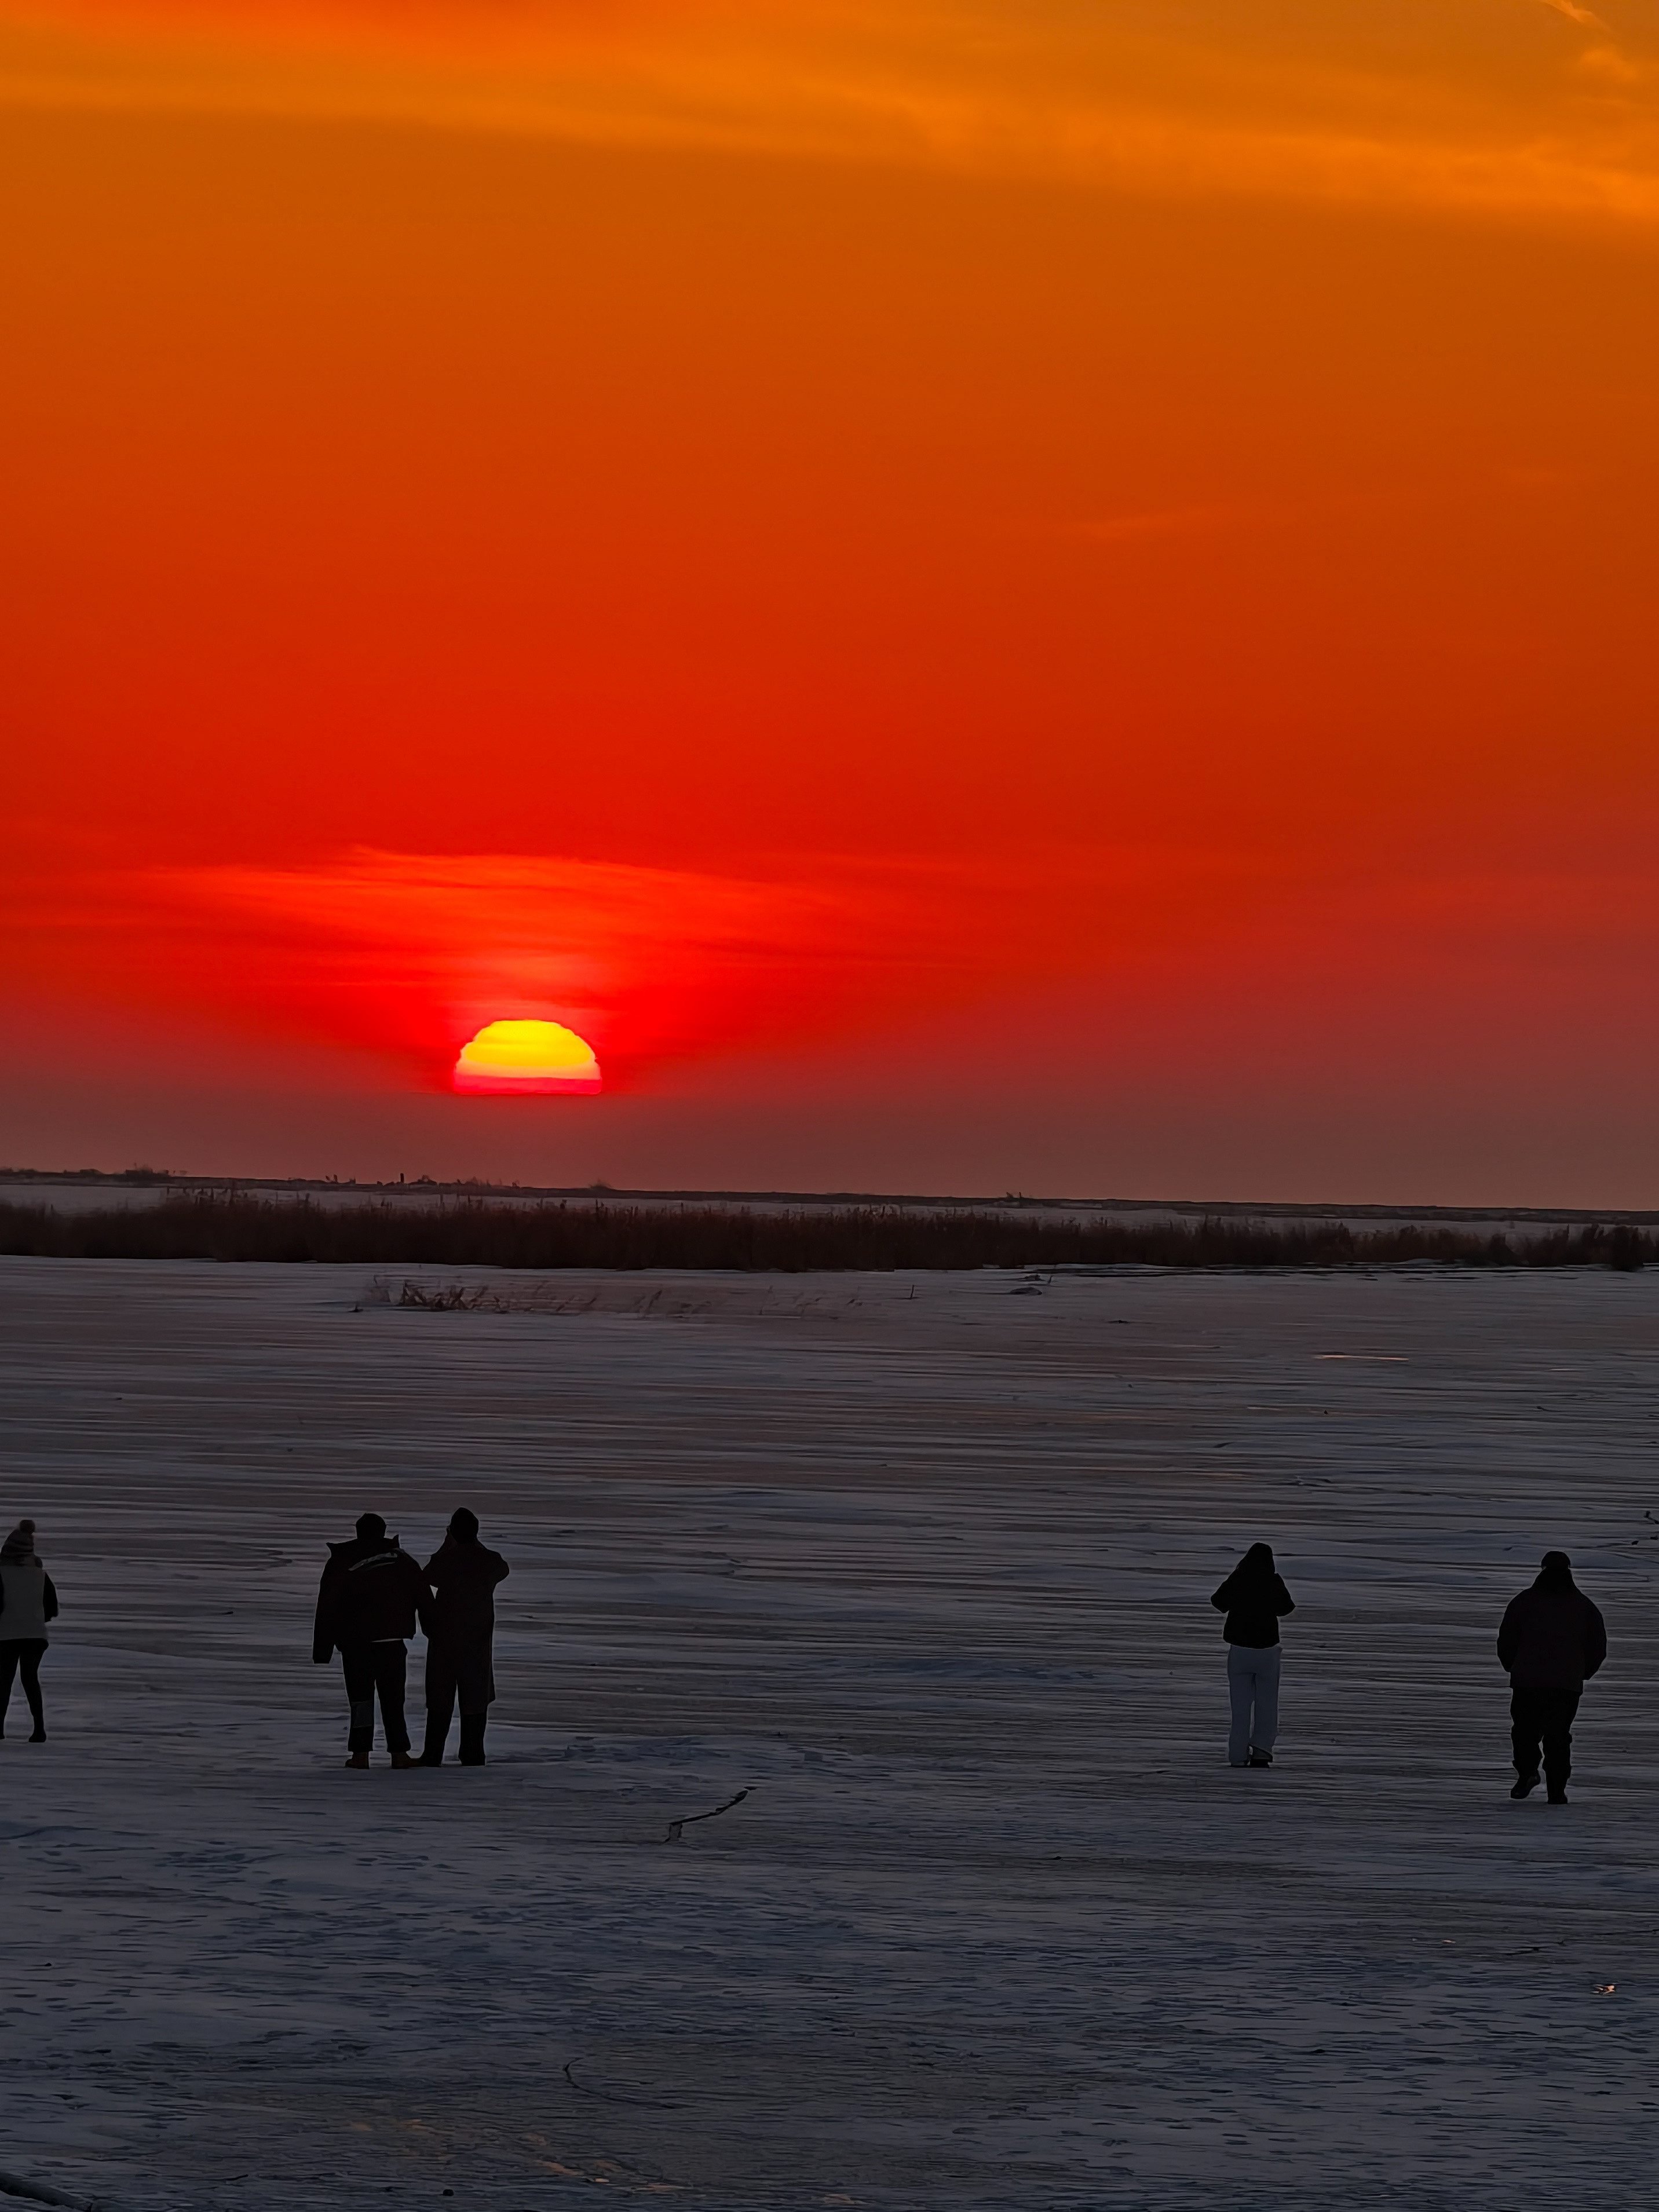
top-left (2, 1257), bottom-right (1656, 2212)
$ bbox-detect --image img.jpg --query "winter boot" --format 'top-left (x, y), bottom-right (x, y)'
top-left (458, 1715), bottom-right (487, 1767)
top-left (389, 1749), bottom-right (419, 1769)
top-left (345, 1749), bottom-right (371, 1769)
top-left (1511, 1772), bottom-right (1540, 1799)
top-left (1547, 1785), bottom-right (1569, 1804)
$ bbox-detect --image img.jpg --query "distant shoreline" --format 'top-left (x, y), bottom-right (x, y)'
top-left (2, 1168), bottom-right (1655, 1230)
top-left (1, 1189), bottom-right (1651, 1272)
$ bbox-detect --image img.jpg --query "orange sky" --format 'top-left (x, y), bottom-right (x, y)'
top-left (3, 1), bottom-right (1657, 1198)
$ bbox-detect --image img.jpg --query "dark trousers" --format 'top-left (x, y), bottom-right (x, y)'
top-left (1512, 1685), bottom-right (1580, 1785)
top-left (0, 1639), bottom-right (46, 1732)
top-left (422, 1640), bottom-right (494, 1761)
top-left (342, 1641), bottom-right (410, 1754)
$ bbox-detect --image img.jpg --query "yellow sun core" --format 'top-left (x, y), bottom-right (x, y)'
top-left (453, 1019), bottom-right (602, 1095)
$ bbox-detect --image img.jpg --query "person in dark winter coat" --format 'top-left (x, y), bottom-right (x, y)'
top-left (0, 1519), bottom-right (59, 1743)
top-left (313, 1513), bottom-right (432, 1769)
top-left (1497, 1551), bottom-right (1606, 1803)
top-left (1211, 1542), bottom-right (1295, 1768)
top-left (419, 1509), bottom-right (509, 1767)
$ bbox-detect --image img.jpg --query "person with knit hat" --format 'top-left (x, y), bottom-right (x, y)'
top-left (1497, 1551), bottom-right (1607, 1804)
top-left (313, 1512), bottom-right (432, 1769)
top-left (419, 1508), bottom-right (510, 1767)
top-left (1, 1519), bottom-right (59, 1743)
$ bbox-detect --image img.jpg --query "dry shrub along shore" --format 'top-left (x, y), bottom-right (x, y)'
top-left (0, 1194), bottom-right (1651, 1270)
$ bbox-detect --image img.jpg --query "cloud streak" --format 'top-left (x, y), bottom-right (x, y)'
top-left (3, 0), bottom-right (1657, 224)
top-left (13, 839), bottom-right (1657, 1102)
top-left (32, 846), bottom-right (1133, 1092)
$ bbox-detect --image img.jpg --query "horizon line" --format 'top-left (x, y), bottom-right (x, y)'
top-left (2, 1168), bottom-right (1655, 1229)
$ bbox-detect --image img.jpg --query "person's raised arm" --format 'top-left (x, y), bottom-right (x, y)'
top-left (1496, 1596), bottom-right (1520, 1674)
top-left (1274, 1577), bottom-right (1295, 1617)
top-left (1210, 1574), bottom-right (1235, 1612)
top-left (42, 1573), bottom-right (59, 1622)
top-left (400, 1550), bottom-right (435, 1638)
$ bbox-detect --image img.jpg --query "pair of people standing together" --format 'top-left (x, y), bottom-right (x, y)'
top-left (1211, 1541), bottom-right (1608, 1801)
top-left (313, 1509), bottom-right (509, 1767)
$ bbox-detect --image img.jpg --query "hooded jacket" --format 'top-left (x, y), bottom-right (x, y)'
top-left (1498, 1566), bottom-right (1606, 1691)
top-left (1211, 1546), bottom-right (1295, 1648)
top-left (423, 1537), bottom-right (509, 1652)
top-left (0, 1556), bottom-right (58, 1642)
top-left (313, 1533), bottom-right (430, 1662)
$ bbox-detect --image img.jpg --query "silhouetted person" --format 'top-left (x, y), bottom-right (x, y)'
top-left (1498, 1550), bottom-right (1606, 1804)
top-left (313, 1513), bottom-right (431, 1769)
top-left (1211, 1542), bottom-right (1295, 1768)
top-left (0, 1520), bottom-right (57, 1743)
top-left (419, 1509), bottom-right (509, 1767)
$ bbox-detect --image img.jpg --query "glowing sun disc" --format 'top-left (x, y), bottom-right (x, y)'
top-left (454, 1019), bottom-right (602, 1095)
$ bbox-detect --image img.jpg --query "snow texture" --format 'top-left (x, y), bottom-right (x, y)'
top-left (1, 1257), bottom-right (1656, 2212)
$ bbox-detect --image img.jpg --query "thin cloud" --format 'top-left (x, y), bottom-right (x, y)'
top-left (3, 0), bottom-right (1658, 225)
top-left (70, 847), bottom-right (1038, 1087)
top-left (8, 841), bottom-right (1292, 1089)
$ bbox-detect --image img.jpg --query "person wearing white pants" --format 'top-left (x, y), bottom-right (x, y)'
top-left (1211, 1543), bottom-right (1295, 1768)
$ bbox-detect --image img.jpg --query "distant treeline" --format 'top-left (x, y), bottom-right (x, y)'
top-left (0, 1194), bottom-right (1651, 1271)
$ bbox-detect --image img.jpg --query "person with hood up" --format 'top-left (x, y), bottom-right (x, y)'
top-left (419, 1508), bottom-right (510, 1767)
top-left (0, 1519), bottom-right (58, 1743)
top-left (313, 1512), bottom-right (432, 1769)
top-left (1211, 1542), bottom-right (1295, 1768)
top-left (1497, 1550), bottom-right (1606, 1804)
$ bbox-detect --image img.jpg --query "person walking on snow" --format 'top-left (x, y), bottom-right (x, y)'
top-left (313, 1513), bottom-right (432, 1769)
top-left (0, 1519), bottom-right (57, 1743)
top-left (1211, 1542), bottom-right (1295, 1768)
top-left (1498, 1550), bottom-right (1606, 1804)
top-left (419, 1509), bottom-right (509, 1768)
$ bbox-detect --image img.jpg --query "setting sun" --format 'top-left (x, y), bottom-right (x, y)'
top-left (453, 1019), bottom-right (601, 1096)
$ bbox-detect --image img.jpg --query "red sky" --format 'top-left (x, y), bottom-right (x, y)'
top-left (3, 1), bottom-right (1657, 1199)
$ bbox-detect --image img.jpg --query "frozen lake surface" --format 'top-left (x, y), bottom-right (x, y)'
top-left (2, 1257), bottom-right (1656, 2212)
